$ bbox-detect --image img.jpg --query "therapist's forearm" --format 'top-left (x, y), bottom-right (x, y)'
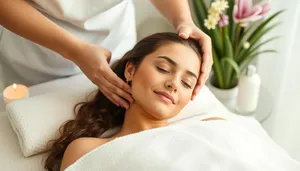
top-left (150, 0), bottom-right (194, 29)
top-left (0, 0), bottom-right (83, 61)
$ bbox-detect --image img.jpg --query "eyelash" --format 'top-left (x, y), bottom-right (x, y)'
top-left (156, 66), bottom-right (192, 89)
top-left (182, 81), bottom-right (192, 89)
top-left (156, 66), bottom-right (169, 73)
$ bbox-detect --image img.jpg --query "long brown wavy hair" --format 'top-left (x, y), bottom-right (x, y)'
top-left (44, 32), bottom-right (202, 171)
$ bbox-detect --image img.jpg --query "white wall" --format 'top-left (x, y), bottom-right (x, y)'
top-left (134, 0), bottom-right (174, 40)
top-left (258, 0), bottom-right (300, 162)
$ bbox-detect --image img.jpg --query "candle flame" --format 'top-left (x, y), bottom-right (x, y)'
top-left (13, 83), bottom-right (17, 89)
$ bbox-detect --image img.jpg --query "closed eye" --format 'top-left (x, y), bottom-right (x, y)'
top-left (156, 66), bottom-right (193, 89)
top-left (156, 66), bottom-right (169, 73)
top-left (182, 81), bottom-right (192, 89)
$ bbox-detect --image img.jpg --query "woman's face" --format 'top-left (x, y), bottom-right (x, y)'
top-left (128, 42), bottom-right (201, 120)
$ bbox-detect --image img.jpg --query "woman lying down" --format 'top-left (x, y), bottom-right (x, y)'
top-left (44, 33), bottom-right (300, 171)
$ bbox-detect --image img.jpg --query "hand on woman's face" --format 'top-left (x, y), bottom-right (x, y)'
top-left (129, 42), bottom-right (201, 119)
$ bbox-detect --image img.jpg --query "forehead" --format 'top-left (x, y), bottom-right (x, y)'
top-left (145, 43), bottom-right (201, 76)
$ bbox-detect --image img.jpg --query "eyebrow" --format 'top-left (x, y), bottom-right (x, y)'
top-left (157, 56), bottom-right (198, 79)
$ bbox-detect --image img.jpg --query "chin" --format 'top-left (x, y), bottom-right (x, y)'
top-left (134, 92), bottom-right (177, 120)
top-left (147, 102), bottom-right (176, 120)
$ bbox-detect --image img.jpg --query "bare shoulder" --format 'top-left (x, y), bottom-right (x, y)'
top-left (60, 137), bottom-right (109, 171)
top-left (201, 117), bottom-right (226, 121)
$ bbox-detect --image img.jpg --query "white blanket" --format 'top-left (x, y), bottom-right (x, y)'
top-left (65, 120), bottom-right (300, 171)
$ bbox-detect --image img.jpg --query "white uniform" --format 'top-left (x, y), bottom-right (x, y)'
top-left (0, 0), bottom-right (136, 87)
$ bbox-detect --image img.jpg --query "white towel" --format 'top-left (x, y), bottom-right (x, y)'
top-left (65, 120), bottom-right (300, 171)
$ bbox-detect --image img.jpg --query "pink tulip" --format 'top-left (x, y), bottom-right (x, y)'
top-left (233, 0), bottom-right (271, 26)
top-left (258, 1), bottom-right (271, 16)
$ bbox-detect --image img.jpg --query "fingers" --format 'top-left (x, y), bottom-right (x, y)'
top-left (191, 72), bottom-right (204, 100)
top-left (191, 93), bottom-right (197, 101)
top-left (191, 68), bottom-right (211, 101)
top-left (98, 52), bottom-right (131, 94)
top-left (102, 75), bottom-right (134, 103)
top-left (178, 26), bottom-right (193, 39)
top-left (100, 87), bottom-right (120, 107)
top-left (195, 31), bottom-right (213, 93)
top-left (96, 65), bottom-right (133, 109)
top-left (191, 85), bottom-right (202, 101)
top-left (181, 27), bottom-right (213, 76)
top-left (200, 52), bottom-right (211, 74)
top-left (177, 26), bottom-right (213, 101)
top-left (104, 49), bottom-right (112, 63)
top-left (101, 64), bottom-right (131, 93)
top-left (198, 34), bottom-right (213, 74)
top-left (199, 57), bottom-right (212, 87)
top-left (99, 83), bottom-right (131, 109)
top-left (179, 26), bottom-right (213, 74)
top-left (189, 29), bottom-right (213, 72)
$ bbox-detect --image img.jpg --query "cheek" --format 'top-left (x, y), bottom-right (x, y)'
top-left (181, 92), bottom-right (192, 104)
top-left (129, 63), bottom-right (193, 119)
top-left (131, 66), bottom-right (161, 101)
top-left (175, 91), bottom-right (193, 111)
top-left (166, 90), bottom-right (193, 119)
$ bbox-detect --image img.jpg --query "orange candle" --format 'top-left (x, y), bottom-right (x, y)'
top-left (3, 83), bottom-right (29, 105)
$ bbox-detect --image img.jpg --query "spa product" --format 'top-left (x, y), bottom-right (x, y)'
top-left (235, 65), bottom-right (261, 114)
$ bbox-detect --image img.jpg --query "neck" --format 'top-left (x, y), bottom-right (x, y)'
top-left (114, 103), bottom-right (168, 138)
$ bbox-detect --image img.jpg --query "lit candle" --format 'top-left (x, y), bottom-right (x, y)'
top-left (3, 83), bottom-right (29, 105)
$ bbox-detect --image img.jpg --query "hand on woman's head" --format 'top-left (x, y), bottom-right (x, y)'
top-left (177, 23), bottom-right (213, 100)
top-left (44, 33), bottom-right (202, 171)
top-left (72, 43), bottom-right (134, 109)
top-left (124, 41), bottom-right (201, 120)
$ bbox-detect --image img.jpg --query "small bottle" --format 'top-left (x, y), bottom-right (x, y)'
top-left (235, 65), bottom-right (261, 114)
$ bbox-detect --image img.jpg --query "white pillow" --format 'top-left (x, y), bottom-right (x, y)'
top-left (6, 75), bottom-right (217, 157)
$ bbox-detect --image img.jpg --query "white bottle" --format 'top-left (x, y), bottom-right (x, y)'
top-left (235, 65), bottom-right (261, 115)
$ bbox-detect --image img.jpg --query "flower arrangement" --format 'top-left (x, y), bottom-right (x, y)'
top-left (192, 0), bottom-right (283, 89)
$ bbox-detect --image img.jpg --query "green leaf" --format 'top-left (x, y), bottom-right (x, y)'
top-left (192, 0), bottom-right (209, 33)
top-left (233, 24), bottom-right (242, 59)
top-left (251, 10), bottom-right (285, 37)
top-left (249, 22), bottom-right (281, 46)
top-left (212, 48), bottom-right (225, 88)
top-left (236, 23), bottom-right (281, 63)
top-left (221, 58), bottom-right (240, 77)
top-left (227, 0), bottom-right (236, 44)
top-left (211, 28), bottom-right (223, 56)
top-left (221, 26), bottom-right (229, 55)
top-left (235, 10), bottom-right (284, 57)
top-left (240, 50), bottom-right (277, 71)
top-left (235, 25), bottom-right (255, 58)
top-left (224, 34), bottom-right (234, 58)
top-left (241, 36), bottom-right (280, 62)
top-left (223, 34), bottom-right (234, 87)
top-left (241, 10), bottom-right (284, 44)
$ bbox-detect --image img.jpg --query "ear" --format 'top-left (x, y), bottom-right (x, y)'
top-left (124, 62), bottom-right (136, 81)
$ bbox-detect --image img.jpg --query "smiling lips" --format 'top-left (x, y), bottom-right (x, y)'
top-left (154, 91), bottom-right (175, 104)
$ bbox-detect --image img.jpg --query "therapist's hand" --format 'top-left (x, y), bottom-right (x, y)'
top-left (73, 43), bottom-right (133, 109)
top-left (177, 22), bottom-right (213, 101)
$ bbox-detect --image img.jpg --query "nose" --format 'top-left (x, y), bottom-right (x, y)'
top-left (165, 78), bottom-right (178, 93)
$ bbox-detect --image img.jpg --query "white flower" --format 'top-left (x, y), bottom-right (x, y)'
top-left (212, 0), bottom-right (229, 13)
top-left (219, 0), bottom-right (229, 10)
top-left (209, 7), bottom-right (221, 21)
top-left (204, 0), bottom-right (229, 30)
top-left (243, 41), bottom-right (251, 49)
top-left (209, 5), bottom-right (220, 14)
top-left (204, 16), bottom-right (218, 30)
